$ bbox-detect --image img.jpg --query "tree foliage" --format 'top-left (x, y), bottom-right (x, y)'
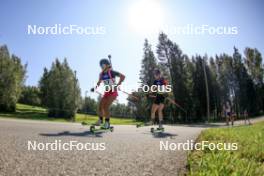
top-left (135, 33), bottom-right (264, 122)
top-left (39, 58), bottom-right (81, 119)
top-left (0, 45), bottom-right (26, 112)
top-left (19, 86), bottom-right (41, 106)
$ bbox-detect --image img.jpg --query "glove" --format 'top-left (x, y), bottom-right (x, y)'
top-left (90, 88), bottom-right (95, 92)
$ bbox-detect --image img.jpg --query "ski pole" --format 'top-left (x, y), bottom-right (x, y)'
top-left (95, 90), bottom-right (103, 96)
top-left (108, 54), bottom-right (112, 67)
top-left (91, 88), bottom-right (120, 104)
top-left (166, 97), bottom-right (187, 113)
top-left (120, 90), bottom-right (140, 100)
top-left (90, 87), bottom-right (103, 96)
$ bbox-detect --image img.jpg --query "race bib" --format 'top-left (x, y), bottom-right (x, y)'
top-left (103, 79), bottom-right (115, 86)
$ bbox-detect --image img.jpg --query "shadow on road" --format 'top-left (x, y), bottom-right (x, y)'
top-left (152, 132), bottom-right (178, 139)
top-left (39, 130), bottom-right (104, 138)
top-left (142, 132), bottom-right (178, 139)
top-left (180, 123), bottom-right (225, 128)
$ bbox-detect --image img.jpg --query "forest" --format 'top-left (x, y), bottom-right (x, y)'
top-left (0, 33), bottom-right (263, 123)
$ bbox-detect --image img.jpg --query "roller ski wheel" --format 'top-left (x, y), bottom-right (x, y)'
top-left (151, 127), bottom-right (154, 133)
top-left (157, 127), bottom-right (165, 132)
top-left (90, 125), bottom-right (114, 133)
top-left (90, 125), bottom-right (96, 133)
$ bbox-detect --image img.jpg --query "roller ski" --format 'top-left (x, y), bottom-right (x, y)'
top-left (90, 122), bottom-right (114, 133)
top-left (150, 122), bottom-right (164, 133)
top-left (150, 127), bottom-right (164, 133)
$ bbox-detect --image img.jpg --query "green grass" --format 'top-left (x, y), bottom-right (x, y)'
top-left (0, 104), bottom-right (140, 125)
top-left (188, 122), bottom-right (264, 176)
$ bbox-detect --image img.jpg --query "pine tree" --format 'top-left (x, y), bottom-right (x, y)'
top-left (19, 86), bottom-right (41, 106)
top-left (139, 39), bottom-right (157, 86)
top-left (0, 45), bottom-right (26, 112)
top-left (157, 33), bottom-right (188, 121)
top-left (244, 48), bottom-right (263, 114)
top-left (39, 58), bottom-right (81, 119)
top-left (132, 39), bottom-right (158, 121)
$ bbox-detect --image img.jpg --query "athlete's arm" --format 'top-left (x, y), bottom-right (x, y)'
top-left (111, 70), bottom-right (125, 86)
top-left (96, 80), bottom-right (101, 88)
top-left (91, 74), bottom-right (102, 92)
top-left (117, 73), bottom-right (125, 86)
top-left (97, 72), bottom-right (104, 87)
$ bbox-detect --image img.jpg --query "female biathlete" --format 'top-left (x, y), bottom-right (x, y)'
top-left (91, 58), bottom-right (125, 129)
top-left (223, 100), bottom-right (234, 126)
top-left (148, 69), bottom-right (168, 129)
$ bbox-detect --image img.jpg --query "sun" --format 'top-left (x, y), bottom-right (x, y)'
top-left (128, 0), bottom-right (164, 35)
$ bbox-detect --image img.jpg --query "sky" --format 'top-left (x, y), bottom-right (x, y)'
top-left (0, 0), bottom-right (263, 103)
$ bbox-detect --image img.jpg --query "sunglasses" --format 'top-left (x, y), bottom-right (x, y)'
top-left (101, 64), bottom-right (106, 68)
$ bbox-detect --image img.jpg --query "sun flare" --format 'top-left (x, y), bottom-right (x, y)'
top-left (128, 0), bottom-right (164, 34)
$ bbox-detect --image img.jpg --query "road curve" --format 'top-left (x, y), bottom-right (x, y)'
top-left (0, 118), bottom-right (204, 176)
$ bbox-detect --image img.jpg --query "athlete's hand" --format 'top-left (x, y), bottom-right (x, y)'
top-left (114, 85), bottom-right (121, 91)
top-left (117, 85), bottom-right (121, 91)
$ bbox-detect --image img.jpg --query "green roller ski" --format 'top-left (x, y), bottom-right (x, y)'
top-left (89, 125), bottom-right (114, 133)
top-left (150, 127), bottom-right (164, 133)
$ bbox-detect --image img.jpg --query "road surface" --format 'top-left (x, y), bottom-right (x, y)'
top-left (0, 118), bottom-right (204, 176)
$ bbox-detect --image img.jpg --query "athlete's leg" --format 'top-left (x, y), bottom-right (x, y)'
top-left (248, 117), bottom-right (252, 125)
top-left (104, 95), bottom-right (116, 118)
top-left (158, 104), bottom-right (164, 121)
top-left (151, 104), bottom-right (159, 124)
top-left (102, 95), bottom-right (116, 128)
top-left (231, 114), bottom-right (235, 126)
top-left (95, 98), bottom-right (105, 125)
top-left (226, 112), bottom-right (230, 126)
top-left (244, 112), bottom-right (251, 125)
top-left (158, 103), bottom-right (164, 128)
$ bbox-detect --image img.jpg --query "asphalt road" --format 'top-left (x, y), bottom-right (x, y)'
top-left (0, 118), bottom-right (205, 176)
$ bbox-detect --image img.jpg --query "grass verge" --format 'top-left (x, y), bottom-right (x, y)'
top-left (0, 104), bottom-right (140, 125)
top-left (188, 122), bottom-right (264, 175)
